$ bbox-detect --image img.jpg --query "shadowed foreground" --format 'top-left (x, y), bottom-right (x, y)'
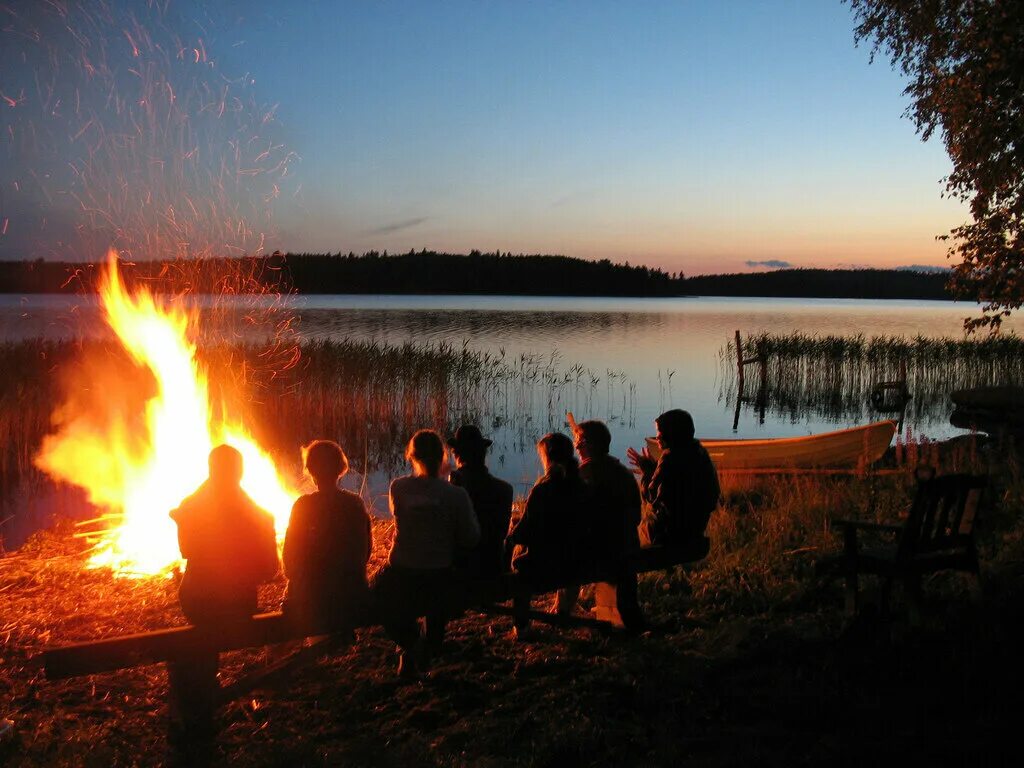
top-left (3, 462), bottom-right (1023, 766)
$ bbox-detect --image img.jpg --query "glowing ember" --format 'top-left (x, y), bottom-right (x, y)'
top-left (36, 251), bottom-right (298, 577)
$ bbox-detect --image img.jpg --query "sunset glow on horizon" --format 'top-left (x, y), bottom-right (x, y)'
top-left (0, 0), bottom-right (967, 277)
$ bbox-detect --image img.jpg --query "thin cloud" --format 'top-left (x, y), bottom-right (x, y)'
top-left (365, 217), bottom-right (429, 236)
top-left (745, 259), bottom-right (792, 269)
top-left (895, 264), bottom-right (951, 274)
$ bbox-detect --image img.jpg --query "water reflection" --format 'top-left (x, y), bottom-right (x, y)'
top-left (3, 294), bottom-right (1021, 548)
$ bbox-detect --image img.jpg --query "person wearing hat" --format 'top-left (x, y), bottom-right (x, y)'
top-left (448, 424), bottom-right (514, 582)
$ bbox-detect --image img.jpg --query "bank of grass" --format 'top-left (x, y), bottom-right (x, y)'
top-left (4, 437), bottom-right (1022, 766)
top-left (727, 331), bottom-right (1024, 423)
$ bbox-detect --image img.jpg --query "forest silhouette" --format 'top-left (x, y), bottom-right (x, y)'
top-left (0, 250), bottom-right (953, 300)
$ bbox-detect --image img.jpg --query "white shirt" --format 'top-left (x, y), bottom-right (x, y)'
top-left (388, 476), bottom-right (480, 569)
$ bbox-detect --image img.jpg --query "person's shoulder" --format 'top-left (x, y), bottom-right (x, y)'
top-left (494, 476), bottom-right (514, 497)
top-left (390, 475), bottom-right (415, 494)
top-left (238, 489), bottom-right (275, 524)
top-left (292, 492), bottom-right (315, 510)
top-left (528, 473), bottom-right (559, 499)
top-left (443, 480), bottom-right (472, 503)
top-left (337, 488), bottom-right (368, 513)
top-left (611, 455), bottom-right (636, 478)
top-left (170, 484), bottom-right (208, 522)
top-left (287, 493), bottom-right (314, 522)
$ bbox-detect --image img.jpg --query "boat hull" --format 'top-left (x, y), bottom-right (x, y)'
top-left (645, 420), bottom-right (898, 470)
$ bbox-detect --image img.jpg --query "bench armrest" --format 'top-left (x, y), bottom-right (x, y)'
top-left (831, 518), bottom-right (903, 533)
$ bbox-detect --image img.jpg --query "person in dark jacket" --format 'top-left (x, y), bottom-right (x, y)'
top-left (448, 424), bottom-right (514, 582)
top-left (283, 440), bottom-right (372, 630)
top-left (627, 409), bottom-right (720, 549)
top-left (507, 432), bottom-right (587, 635)
top-left (167, 444), bottom-right (279, 765)
top-left (574, 419), bottom-right (646, 630)
top-left (170, 444), bottom-right (279, 624)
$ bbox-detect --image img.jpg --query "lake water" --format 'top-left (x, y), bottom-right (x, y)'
top-left (2, 294), bottom-right (1020, 545)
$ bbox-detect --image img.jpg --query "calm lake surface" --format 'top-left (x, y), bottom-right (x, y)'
top-left (2, 294), bottom-right (1021, 544)
top-left (3, 293), bottom-right (1018, 441)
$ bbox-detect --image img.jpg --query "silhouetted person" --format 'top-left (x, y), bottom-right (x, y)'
top-left (574, 419), bottom-right (646, 630)
top-left (448, 424), bottom-right (514, 584)
top-left (507, 432), bottom-right (588, 637)
top-left (627, 409), bottom-right (720, 549)
top-left (284, 440), bottom-right (372, 631)
top-left (171, 444), bottom-right (279, 623)
top-left (167, 444), bottom-right (279, 767)
top-left (372, 430), bottom-right (480, 678)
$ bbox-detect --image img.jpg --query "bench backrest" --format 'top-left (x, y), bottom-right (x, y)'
top-left (897, 471), bottom-right (986, 559)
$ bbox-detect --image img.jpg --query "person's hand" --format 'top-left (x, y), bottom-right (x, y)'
top-left (627, 446), bottom-right (655, 476)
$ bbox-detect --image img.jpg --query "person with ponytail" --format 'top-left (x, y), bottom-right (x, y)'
top-left (283, 439), bottom-right (371, 631)
top-left (506, 432), bottom-right (588, 636)
top-left (372, 429), bottom-right (480, 678)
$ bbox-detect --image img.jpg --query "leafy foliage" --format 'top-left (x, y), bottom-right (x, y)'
top-left (848, 0), bottom-right (1024, 330)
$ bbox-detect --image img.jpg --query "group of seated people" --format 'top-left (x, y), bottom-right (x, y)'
top-left (170, 409), bottom-right (721, 679)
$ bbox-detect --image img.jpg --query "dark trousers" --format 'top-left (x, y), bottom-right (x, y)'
top-left (166, 650), bottom-right (219, 767)
top-left (372, 564), bottom-right (453, 654)
top-left (612, 569), bottom-right (645, 630)
top-left (524, 559), bottom-right (645, 631)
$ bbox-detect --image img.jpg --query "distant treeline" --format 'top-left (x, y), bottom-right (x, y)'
top-left (0, 250), bottom-right (955, 299)
top-left (683, 268), bottom-right (953, 300)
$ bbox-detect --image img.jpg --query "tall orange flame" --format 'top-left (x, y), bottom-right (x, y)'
top-left (36, 252), bottom-right (298, 576)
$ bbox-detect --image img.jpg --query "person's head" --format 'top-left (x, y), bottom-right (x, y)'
top-left (208, 444), bottom-right (243, 487)
top-left (447, 424), bottom-right (492, 468)
top-left (406, 429), bottom-right (445, 477)
top-left (537, 432), bottom-right (578, 477)
top-left (654, 409), bottom-right (695, 451)
top-left (302, 439), bottom-right (348, 489)
top-left (574, 419), bottom-right (611, 461)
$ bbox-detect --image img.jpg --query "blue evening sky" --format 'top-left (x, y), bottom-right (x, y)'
top-left (4, 1), bottom-right (965, 274)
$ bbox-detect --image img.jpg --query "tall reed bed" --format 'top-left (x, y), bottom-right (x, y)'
top-left (723, 332), bottom-right (1024, 424)
top-left (0, 338), bottom-right (631, 544)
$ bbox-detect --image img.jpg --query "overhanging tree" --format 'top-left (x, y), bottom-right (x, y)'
top-left (848, 0), bottom-right (1024, 330)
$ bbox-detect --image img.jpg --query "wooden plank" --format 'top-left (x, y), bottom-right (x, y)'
top-left (42, 547), bottom-right (711, 680)
top-left (477, 604), bottom-right (616, 633)
top-left (718, 468), bottom-right (906, 476)
top-left (216, 634), bottom-right (350, 705)
top-left (43, 612), bottom-right (363, 680)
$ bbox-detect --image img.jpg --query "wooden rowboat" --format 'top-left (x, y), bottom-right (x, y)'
top-left (645, 420), bottom-right (898, 471)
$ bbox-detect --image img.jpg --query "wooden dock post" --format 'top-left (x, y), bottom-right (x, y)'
top-left (734, 330), bottom-right (768, 429)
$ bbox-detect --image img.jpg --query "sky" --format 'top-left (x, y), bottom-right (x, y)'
top-left (0, 0), bottom-right (966, 275)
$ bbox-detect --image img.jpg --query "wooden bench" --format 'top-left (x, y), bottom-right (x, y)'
top-left (823, 468), bottom-right (986, 622)
top-left (41, 541), bottom-right (710, 761)
top-left (44, 541), bottom-right (711, 678)
top-left (478, 539), bottom-right (711, 628)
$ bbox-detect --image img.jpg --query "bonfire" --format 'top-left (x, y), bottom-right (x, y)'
top-left (34, 251), bottom-right (300, 577)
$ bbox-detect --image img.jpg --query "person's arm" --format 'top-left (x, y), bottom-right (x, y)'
top-left (627, 448), bottom-right (657, 502)
top-left (508, 484), bottom-right (541, 547)
top-left (282, 499), bottom-right (306, 581)
top-left (388, 479), bottom-right (400, 517)
top-left (362, 504), bottom-right (373, 565)
top-left (454, 488), bottom-right (481, 549)
top-left (170, 505), bottom-right (194, 560)
top-left (347, 493), bottom-right (373, 567)
top-left (498, 483), bottom-right (514, 543)
top-left (624, 468), bottom-right (642, 528)
top-left (257, 511), bottom-right (281, 583)
top-left (645, 459), bottom-right (676, 534)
